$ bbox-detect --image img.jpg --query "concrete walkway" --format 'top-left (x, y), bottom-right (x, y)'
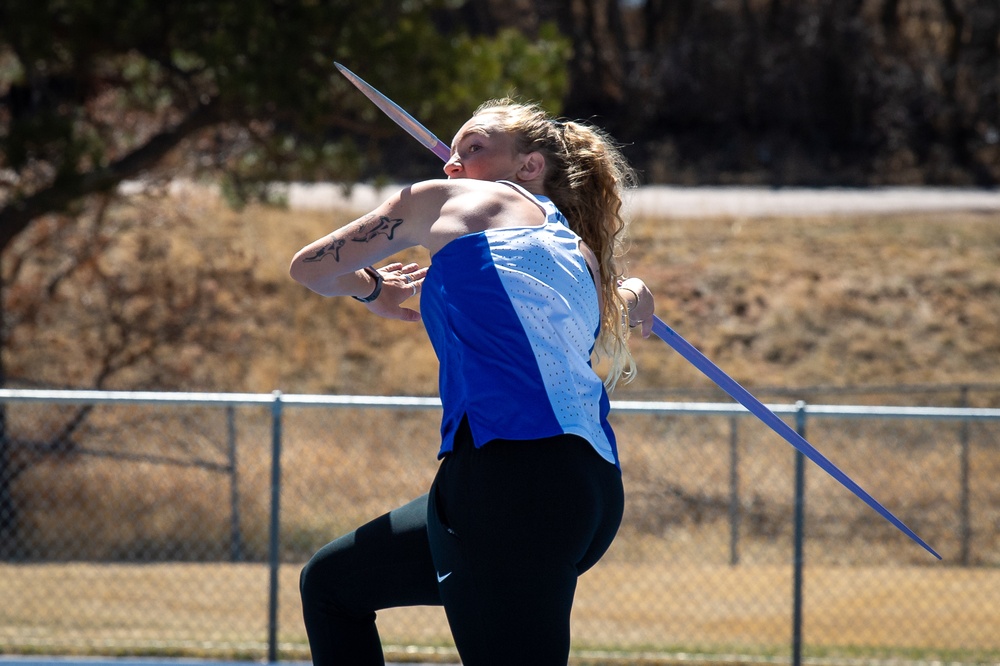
top-left (284, 182), bottom-right (1000, 217)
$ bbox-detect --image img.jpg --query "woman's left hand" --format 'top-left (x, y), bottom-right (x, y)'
top-left (363, 262), bottom-right (428, 322)
top-left (620, 277), bottom-right (655, 339)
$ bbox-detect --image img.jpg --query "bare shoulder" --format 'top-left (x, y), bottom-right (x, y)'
top-left (439, 179), bottom-right (544, 218)
top-left (409, 178), bottom-right (518, 200)
top-left (413, 180), bottom-right (544, 254)
top-left (403, 178), bottom-right (520, 216)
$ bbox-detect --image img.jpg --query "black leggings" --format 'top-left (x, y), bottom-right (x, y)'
top-left (299, 426), bottom-right (624, 666)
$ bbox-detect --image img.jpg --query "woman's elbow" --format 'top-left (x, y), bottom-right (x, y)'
top-left (288, 255), bottom-right (309, 287)
top-left (288, 252), bottom-right (326, 292)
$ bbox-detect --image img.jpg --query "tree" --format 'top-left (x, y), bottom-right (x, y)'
top-left (0, 0), bottom-right (570, 250)
top-left (0, 0), bottom-right (570, 557)
top-left (609, 0), bottom-right (999, 186)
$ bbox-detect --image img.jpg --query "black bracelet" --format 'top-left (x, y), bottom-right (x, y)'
top-left (351, 266), bottom-right (383, 303)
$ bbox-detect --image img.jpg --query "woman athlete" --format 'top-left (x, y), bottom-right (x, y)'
top-left (290, 98), bottom-right (655, 665)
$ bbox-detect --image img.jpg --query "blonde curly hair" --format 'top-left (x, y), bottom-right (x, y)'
top-left (473, 98), bottom-right (639, 389)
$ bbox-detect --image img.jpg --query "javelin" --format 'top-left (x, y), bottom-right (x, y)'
top-left (334, 62), bottom-right (941, 560)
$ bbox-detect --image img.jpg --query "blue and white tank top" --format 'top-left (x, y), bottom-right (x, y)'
top-left (420, 182), bottom-right (619, 467)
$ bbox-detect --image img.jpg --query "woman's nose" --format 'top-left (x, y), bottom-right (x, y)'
top-left (443, 156), bottom-right (462, 177)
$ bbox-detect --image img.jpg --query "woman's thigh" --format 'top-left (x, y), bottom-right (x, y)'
top-left (300, 494), bottom-right (442, 615)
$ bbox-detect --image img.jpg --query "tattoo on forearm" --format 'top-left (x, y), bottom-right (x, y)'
top-left (302, 238), bottom-right (346, 263)
top-left (352, 216), bottom-right (404, 243)
top-left (300, 215), bottom-right (404, 264)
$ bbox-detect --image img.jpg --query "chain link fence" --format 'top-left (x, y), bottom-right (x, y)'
top-left (1, 388), bottom-right (999, 665)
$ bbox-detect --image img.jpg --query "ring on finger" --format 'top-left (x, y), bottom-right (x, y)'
top-left (404, 274), bottom-right (413, 283)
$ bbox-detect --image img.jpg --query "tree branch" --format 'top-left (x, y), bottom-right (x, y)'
top-left (0, 98), bottom-right (220, 253)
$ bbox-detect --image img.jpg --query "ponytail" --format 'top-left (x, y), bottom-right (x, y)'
top-left (474, 99), bottom-right (639, 389)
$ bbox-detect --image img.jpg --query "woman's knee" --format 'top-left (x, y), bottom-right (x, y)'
top-left (299, 552), bottom-right (322, 600)
top-left (299, 539), bottom-right (353, 610)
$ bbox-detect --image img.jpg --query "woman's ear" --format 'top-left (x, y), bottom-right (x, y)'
top-left (517, 151), bottom-right (546, 182)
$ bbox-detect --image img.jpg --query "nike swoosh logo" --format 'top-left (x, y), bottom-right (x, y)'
top-left (436, 571), bottom-right (452, 583)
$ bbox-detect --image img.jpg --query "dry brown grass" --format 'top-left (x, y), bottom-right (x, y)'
top-left (100, 189), bottom-right (1000, 394)
top-left (619, 210), bottom-right (1000, 393)
top-left (9, 187), bottom-right (1000, 397)
top-left (15, 404), bottom-right (996, 566)
top-left (2, 561), bottom-right (998, 662)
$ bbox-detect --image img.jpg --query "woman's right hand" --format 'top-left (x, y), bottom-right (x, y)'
top-left (362, 262), bottom-right (428, 322)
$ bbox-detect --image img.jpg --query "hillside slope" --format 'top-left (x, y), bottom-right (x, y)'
top-left (7, 191), bottom-right (1000, 405)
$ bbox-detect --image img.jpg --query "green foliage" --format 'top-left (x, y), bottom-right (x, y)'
top-left (410, 22), bottom-right (572, 135)
top-left (0, 0), bottom-right (572, 216)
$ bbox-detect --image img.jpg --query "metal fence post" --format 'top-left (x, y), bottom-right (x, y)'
top-left (227, 405), bottom-right (244, 562)
top-left (729, 415), bottom-right (741, 566)
top-left (958, 386), bottom-right (971, 565)
top-left (791, 401), bottom-right (808, 666)
top-left (267, 391), bottom-right (284, 663)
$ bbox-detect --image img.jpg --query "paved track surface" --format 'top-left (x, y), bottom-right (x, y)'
top-left (0, 658), bottom-right (442, 666)
top-left (0, 658), bottom-right (453, 666)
